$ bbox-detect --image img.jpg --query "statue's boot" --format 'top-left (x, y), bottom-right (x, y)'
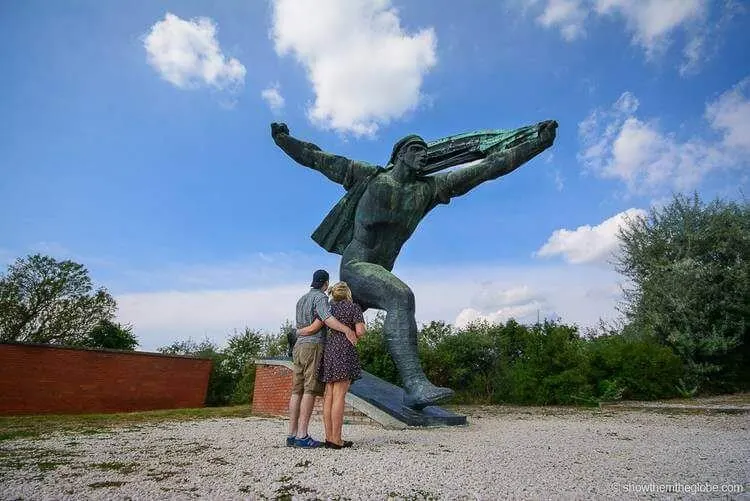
top-left (403, 380), bottom-right (454, 410)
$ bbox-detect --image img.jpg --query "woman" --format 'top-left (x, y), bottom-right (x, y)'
top-left (301, 281), bottom-right (366, 449)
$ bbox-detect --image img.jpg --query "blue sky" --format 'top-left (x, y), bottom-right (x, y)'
top-left (2, 0), bottom-right (749, 351)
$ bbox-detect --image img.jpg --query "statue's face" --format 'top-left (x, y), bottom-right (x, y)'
top-left (397, 142), bottom-right (428, 171)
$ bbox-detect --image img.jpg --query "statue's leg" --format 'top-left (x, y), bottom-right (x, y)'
top-left (342, 260), bottom-right (454, 409)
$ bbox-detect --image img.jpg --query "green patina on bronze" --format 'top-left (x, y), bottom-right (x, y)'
top-left (272, 119), bottom-right (558, 409)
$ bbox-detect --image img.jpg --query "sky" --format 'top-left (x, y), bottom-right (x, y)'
top-left (1, 0), bottom-right (749, 351)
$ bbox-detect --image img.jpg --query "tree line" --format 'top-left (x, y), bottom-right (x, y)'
top-left (0, 254), bottom-right (137, 350)
top-left (2, 193), bottom-right (748, 404)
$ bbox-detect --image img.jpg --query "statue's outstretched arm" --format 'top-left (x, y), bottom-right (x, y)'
top-left (437, 121), bottom-right (557, 199)
top-left (271, 122), bottom-right (365, 187)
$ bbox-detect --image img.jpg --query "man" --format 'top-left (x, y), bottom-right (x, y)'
top-left (287, 269), bottom-right (357, 448)
top-left (272, 120), bottom-right (557, 408)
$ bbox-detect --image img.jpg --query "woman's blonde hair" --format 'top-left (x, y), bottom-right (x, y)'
top-left (328, 281), bottom-right (352, 302)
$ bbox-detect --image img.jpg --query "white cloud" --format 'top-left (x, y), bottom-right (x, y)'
top-left (270, 0), bottom-right (437, 136)
top-left (143, 13), bottom-right (246, 91)
top-left (679, 33), bottom-right (705, 76)
top-left (114, 256), bottom-right (624, 351)
top-left (593, 0), bottom-right (707, 58)
top-left (536, 0), bottom-right (588, 41)
top-left (455, 302), bottom-right (545, 328)
top-left (261, 83), bottom-right (285, 113)
top-left (117, 286), bottom-right (301, 351)
top-left (527, 0), bottom-right (714, 71)
top-left (705, 77), bottom-right (750, 151)
top-left (403, 265), bottom-right (623, 330)
top-left (536, 208), bottom-right (646, 264)
top-left (579, 81), bottom-right (750, 194)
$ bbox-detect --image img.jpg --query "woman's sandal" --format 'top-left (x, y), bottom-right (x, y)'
top-left (325, 440), bottom-right (353, 449)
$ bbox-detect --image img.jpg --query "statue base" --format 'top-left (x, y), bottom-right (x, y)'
top-left (350, 372), bottom-right (466, 427)
top-left (253, 358), bottom-right (466, 428)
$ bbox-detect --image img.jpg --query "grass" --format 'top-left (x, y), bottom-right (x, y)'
top-left (88, 481), bottom-right (127, 489)
top-left (91, 461), bottom-right (140, 474)
top-left (0, 445), bottom-right (79, 472)
top-left (0, 405), bottom-right (255, 441)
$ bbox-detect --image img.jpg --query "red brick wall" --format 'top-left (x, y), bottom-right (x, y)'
top-left (0, 343), bottom-right (212, 415)
top-left (252, 362), bottom-right (373, 424)
top-left (252, 364), bottom-right (296, 416)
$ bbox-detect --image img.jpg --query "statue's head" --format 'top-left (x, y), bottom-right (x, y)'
top-left (389, 134), bottom-right (428, 172)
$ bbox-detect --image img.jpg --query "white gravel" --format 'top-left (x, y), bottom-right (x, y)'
top-left (1, 407), bottom-right (748, 500)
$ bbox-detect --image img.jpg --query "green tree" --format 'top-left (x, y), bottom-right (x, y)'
top-left (79, 319), bottom-right (138, 350)
top-left (0, 254), bottom-right (116, 345)
top-left (224, 328), bottom-right (266, 404)
top-left (616, 194), bottom-right (750, 390)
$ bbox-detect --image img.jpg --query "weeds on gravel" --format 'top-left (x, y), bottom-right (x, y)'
top-left (88, 481), bottom-right (127, 488)
top-left (275, 477), bottom-right (317, 500)
top-left (91, 461), bottom-right (139, 474)
top-left (146, 469), bottom-right (179, 481)
top-left (387, 489), bottom-right (439, 501)
top-left (0, 445), bottom-right (79, 472)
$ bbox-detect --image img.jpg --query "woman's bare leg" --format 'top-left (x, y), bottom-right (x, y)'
top-left (330, 380), bottom-right (351, 445)
top-left (323, 383), bottom-right (334, 442)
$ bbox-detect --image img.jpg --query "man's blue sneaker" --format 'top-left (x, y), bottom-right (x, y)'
top-left (294, 435), bottom-right (323, 448)
top-left (286, 435), bottom-right (295, 447)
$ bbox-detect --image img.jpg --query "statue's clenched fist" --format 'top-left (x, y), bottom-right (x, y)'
top-left (271, 122), bottom-right (289, 139)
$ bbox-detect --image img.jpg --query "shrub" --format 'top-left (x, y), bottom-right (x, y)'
top-left (587, 334), bottom-right (683, 400)
top-left (356, 315), bottom-right (400, 385)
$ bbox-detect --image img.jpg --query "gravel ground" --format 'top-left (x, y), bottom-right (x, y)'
top-left (1, 407), bottom-right (748, 500)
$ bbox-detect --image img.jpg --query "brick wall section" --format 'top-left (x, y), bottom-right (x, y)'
top-left (252, 363), bottom-right (374, 425)
top-left (0, 343), bottom-right (212, 415)
top-left (252, 365), bottom-right (295, 416)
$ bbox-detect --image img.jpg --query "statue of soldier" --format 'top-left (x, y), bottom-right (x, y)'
top-left (272, 120), bottom-right (557, 408)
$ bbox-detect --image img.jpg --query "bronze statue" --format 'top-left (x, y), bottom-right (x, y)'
top-left (272, 119), bottom-right (557, 408)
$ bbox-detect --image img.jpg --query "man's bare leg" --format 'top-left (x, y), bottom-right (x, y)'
top-left (287, 392), bottom-right (301, 437)
top-left (296, 393), bottom-right (317, 438)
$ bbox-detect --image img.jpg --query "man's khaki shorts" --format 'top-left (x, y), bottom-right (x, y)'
top-left (291, 342), bottom-right (324, 396)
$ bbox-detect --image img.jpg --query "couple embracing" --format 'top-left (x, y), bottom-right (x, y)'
top-left (286, 269), bottom-right (366, 450)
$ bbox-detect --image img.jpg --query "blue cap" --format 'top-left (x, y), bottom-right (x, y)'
top-left (310, 269), bottom-right (329, 288)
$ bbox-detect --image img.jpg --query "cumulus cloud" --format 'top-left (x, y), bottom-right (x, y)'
top-left (452, 283), bottom-right (546, 327)
top-left (118, 286), bottom-right (301, 351)
top-left (261, 83), bottom-right (285, 113)
top-left (113, 256), bottom-right (624, 351)
top-left (526, 0), bottom-right (716, 71)
top-left (535, 0), bottom-right (589, 41)
top-left (143, 13), bottom-right (246, 91)
top-left (579, 79), bottom-right (750, 194)
top-left (455, 303), bottom-right (545, 328)
top-left (536, 208), bottom-right (646, 264)
top-left (270, 0), bottom-right (437, 136)
top-left (593, 0), bottom-right (707, 57)
top-left (705, 77), bottom-right (750, 151)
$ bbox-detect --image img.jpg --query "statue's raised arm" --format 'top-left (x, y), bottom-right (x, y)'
top-left (271, 122), bottom-right (372, 189)
top-left (434, 120), bottom-right (557, 199)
